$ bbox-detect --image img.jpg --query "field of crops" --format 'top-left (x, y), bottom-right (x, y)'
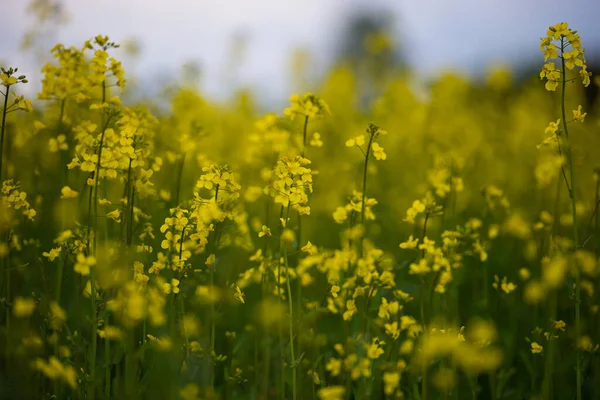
top-left (0, 22), bottom-right (599, 400)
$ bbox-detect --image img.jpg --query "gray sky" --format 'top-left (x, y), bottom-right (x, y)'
top-left (2, 0), bottom-right (599, 105)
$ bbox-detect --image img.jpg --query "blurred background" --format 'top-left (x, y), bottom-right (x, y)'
top-left (1, 0), bottom-right (599, 108)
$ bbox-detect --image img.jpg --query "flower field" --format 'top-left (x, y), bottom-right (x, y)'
top-left (0, 22), bottom-right (599, 400)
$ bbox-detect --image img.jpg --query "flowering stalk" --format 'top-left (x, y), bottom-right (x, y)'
top-left (558, 38), bottom-right (582, 400)
top-left (539, 24), bottom-right (591, 399)
top-left (0, 82), bottom-right (9, 356)
top-left (283, 206), bottom-right (297, 400)
top-left (0, 84), bottom-right (9, 182)
top-left (296, 114), bottom-right (309, 388)
top-left (360, 132), bottom-right (375, 232)
top-left (87, 80), bottom-right (109, 400)
top-left (420, 212), bottom-right (430, 400)
top-left (209, 185), bottom-right (220, 388)
top-left (347, 123), bottom-right (386, 258)
top-left (0, 68), bottom-right (30, 362)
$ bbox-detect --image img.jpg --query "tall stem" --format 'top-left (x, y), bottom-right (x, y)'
top-left (209, 185), bottom-right (220, 388)
top-left (560, 38), bottom-right (581, 400)
top-left (359, 133), bottom-right (375, 258)
top-left (297, 114), bottom-right (309, 389)
top-left (0, 86), bottom-right (9, 359)
top-left (89, 80), bottom-right (107, 400)
top-left (0, 85), bottom-right (10, 182)
top-left (301, 115), bottom-right (309, 158)
top-left (283, 205), bottom-right (296, 400)
top-left (420, 213), bottom-right (430, 400)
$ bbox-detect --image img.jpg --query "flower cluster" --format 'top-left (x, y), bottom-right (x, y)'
top-left (345, 123), bottom-right (388, 161)
top-left (284, 93), bottom-right (330, 120)
top-left (1, 180), bottom-right (36, 221)
top-left (332, 190), bottom-right (378, 224)
top-left (539, 22), bottom-right (591, 91)
top-left (1, 67), bottom-right (32, 112)
top-left (267, 156), bottom-right (313, 215)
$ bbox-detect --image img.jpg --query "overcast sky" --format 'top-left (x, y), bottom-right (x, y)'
top-left (2, 0), bottom-right (599, 105)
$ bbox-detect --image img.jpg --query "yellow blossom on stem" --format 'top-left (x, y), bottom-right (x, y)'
top-left (13, 296), bottom-right (36, 317)
top-left (258, 225), bottom-right (271, 237)
top-left (43, 247), bottom-right (62, 262)
top-left (531, 342), bottom-right (543, 354)
top-left (74, 253), bottom-right (96, 276)
top-left (572, 105), bottom-right (586, 122)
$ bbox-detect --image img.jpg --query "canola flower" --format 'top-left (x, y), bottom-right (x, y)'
top-left (0, 21), bottom-right (599, 400)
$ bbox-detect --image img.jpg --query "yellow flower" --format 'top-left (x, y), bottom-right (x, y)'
top-left (366, 338), bottom-right (385, 359)
top-left (60, 186), bottom-right (79, 199)
top-left (284, 93), bottom-right (330, 120)
top-left (308, 369), bottom-right (321, 385)
top-left (317, 386), bottom-right (345, 400)
top-left (553, 320), bottom-right (566, 331)
top-left (180, 383), bottom-right (201, 400)
top-left (43, 247), bottom-right (62, 262)
top-left (492, 275), bottom-right (517, 294)
top-left (519, 268), bottom-right (531, 281)
top-left (404, 199), bottom-right (426, 224)
top-left (233, 285), bottom-right (245, 304)
top-left (163, 279), bottom-right (180, 294)
top-left (1, 74), bottom-right (18, 86)
top-left (146, 334), bottom-right (173, 351)
top-left (74, 253), bottom-right (96, 276)
top-left (33, 356), bottom-right (77, 388)
top-left (48, 134), bottom-right (68, 152)
top-left (205, 254), bottom-right (216, 268)
top-left (13, 296), bottom-right (36, 317)
top-left (332, 207), bottom-right (348, 224)
top-left (383, 371), bottom-right (400, 395)
top-left (371, 142), bottom-right (386, 160)
top-left (329, 355), bottom-right (347, 376)
top-left (385, 322), bottom-right (400, 340)
top-left (343, 299), bottom-right (357, 321)
top-left (281, 229), bottom-right (296, 243)
top-left (330, 285), bottom-right (340, 298)
top-left (98, 326), bottom-right (124, 340)
top-left (345, 135), bottom-right (365, 147)
top-left (14, 95), bottom-right (33, 112)
top-left (301, 241), bottom-right (317, 255)
top-left (258, 225), bottom-right (271, 238)
top-left (399, 235), bottom-right (419, 249)
top-left (572, 105), bottom-right (586, 122)
top-left (310, 132), bottom-right (323, 147)
top-left (106, 209), bottom-right (121, 223)
top-left (531, 342), bottom-right (543, 354)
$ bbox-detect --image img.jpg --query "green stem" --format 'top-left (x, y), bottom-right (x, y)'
top-left (122, 158), bottom-right (133, 242)
top-left (53, 257), bottom-right (66, 367)
top-left (542, 292), bottom-right (557, 399)
top-left (209, 185), bottom-right (220, 388)
top-left (0, 84), bottom-right (10, 182)
top-left (127, 184), bottom-right (136, 247)
top-left (296, 116), bottom-right (309, 394)
top-left (89, 80), bottom-right (107, 400)
top-left (422, 362), bottom-right (428, 400)
top-left (560, 38), bottom-right (581, 400)
top-left (0, 87), bottom-right (10, 348)
top-left (359, 132), bottom-right (375, 258)
top-left (283, 206), bottom-right (296, 400)
top-left (5, 261), bottom-right (10, 360)
top-left (174, 153), bottom-right (186, 207)
top-left (594, 177), bottom-right (599, 255)
top-left (105, 314), bottom-right (111, 398)
top-left (301, 115), bottom-right (309, 158)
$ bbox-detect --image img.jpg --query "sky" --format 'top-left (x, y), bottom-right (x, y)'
top-left (1, 0), bottom-right (599, 105)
